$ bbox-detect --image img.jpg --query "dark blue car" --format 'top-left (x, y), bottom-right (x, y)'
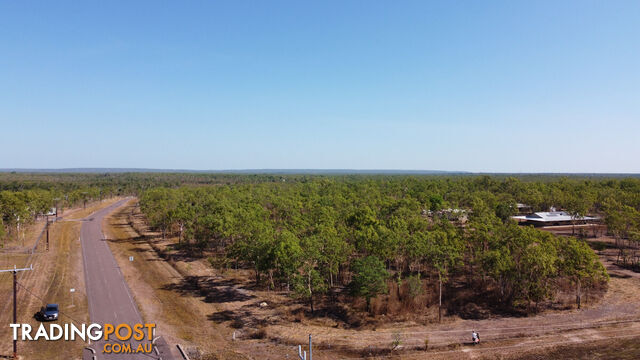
top-left (39, 304), bottom-right (59, 321)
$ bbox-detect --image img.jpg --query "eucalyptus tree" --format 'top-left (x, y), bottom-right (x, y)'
top-left (350, 255), bottom-right (388, 313)
top-left (139, 187), bottom-right (177, 239)
top-left (310, 205), bottom-right (351, 287)
top-left (130, 175), bottom-right (626, 315)
top-left (227, 203), bottom-right (275, 285)
top-left (0, 191), bottom-right (30, 235)
top-left (566, 189), bottom-right (595, 235)
top-left (558, 237), bottom-right (608, 309)
top-left (272, 230), bottom-right (303, 290)
top-left (426, 220), bottom-right (464, 322)
top-left (293, 233), bottom-right (326, 314)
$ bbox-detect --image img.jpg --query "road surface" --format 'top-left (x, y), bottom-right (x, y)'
top-left (81, 199), bottom-right (176, 360)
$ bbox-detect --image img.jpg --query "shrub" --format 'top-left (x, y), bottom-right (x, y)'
top-left (391, 332), bottom-right (402, 350)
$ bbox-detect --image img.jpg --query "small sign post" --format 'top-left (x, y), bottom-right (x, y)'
top-left (70, 288), bottom-right (76, 307)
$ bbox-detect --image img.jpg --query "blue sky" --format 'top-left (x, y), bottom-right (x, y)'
top-left (1, 1), bottom-right (638, 172)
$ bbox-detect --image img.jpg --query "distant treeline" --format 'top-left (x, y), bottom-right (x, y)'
top-left (2, 173), bottom-right (639, 315)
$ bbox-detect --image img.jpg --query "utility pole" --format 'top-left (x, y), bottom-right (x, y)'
top-left (0, 264), bottom-right (33, 359)
top-left (53, 198), bottom-right (60, 219)
top-left (46, 218), bottom-right (50, 251)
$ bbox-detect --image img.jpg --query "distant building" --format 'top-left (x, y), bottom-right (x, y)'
top-left (425, 208), bottom-right (468, 223)
top-left (511, 211), bottom-right (600, 227)
top-left (516, 203), bottom-right (532, 214)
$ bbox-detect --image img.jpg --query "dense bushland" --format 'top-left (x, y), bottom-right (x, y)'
top-left (2, 173), bottom-right (638, 315)
top-left (138, 176), bottom-right (640, 316)
top-left (0, 187), bottom-right (107, 245)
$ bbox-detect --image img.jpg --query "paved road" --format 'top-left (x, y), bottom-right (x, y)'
top-left (81, 199), bottom-right (176, 360)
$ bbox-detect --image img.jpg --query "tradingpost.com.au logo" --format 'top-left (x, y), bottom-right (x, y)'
top-left (10, 323), bottom-right (156, 354)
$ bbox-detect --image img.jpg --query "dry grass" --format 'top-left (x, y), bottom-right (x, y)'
top-left (507, 335), bottom-right (640, 360)
top-left (0, 200), bottom-right (120, 359)
top-left (0, 217), bottom-right (47, 252)
top-left (103, 200), bottom-right (247, 359)
top-left (96, 202), bottom-right (640, 360)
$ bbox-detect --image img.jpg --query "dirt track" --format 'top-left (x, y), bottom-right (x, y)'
top-left (217, 229), bottom-right (640, 359)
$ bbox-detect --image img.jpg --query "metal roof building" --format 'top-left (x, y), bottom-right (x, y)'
top-left (512, 211), bottom-right (600, 226)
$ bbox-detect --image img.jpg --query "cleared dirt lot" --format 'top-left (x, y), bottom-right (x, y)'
top-left (102, 205), bottom-right (640, 359)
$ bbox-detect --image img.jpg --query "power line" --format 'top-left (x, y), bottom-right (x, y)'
top-left (0, 220), bottom-right (48, 317)
top-left (15, 281), bottom-right (161, 360)
top-left (0, 265), bottom-right (33, 359)
top-left (16, 281), bottom-right (85, 326)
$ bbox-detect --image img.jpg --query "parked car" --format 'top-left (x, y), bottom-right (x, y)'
top-left (39, 304), bottom-right (59, 321)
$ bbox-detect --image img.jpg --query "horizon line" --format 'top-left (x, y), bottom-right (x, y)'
top-left (1, 168), bottom-right (639, 176)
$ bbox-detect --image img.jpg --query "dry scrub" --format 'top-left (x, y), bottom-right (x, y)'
top-left (98, 201), bottom-right (640, 359)
top-left (103, 200), bottom-right (249, 360)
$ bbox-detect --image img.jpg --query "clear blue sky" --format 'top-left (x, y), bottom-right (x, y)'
top-left (1, 1), bottom-right (638, 172)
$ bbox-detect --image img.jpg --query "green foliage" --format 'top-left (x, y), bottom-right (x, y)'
top-left (429, 194), bottom-right (444, 211)
top-left (4, 172), bottom-right (629, 314)
top-left (495, 198), bottom-right (517, 222)
top-left (350, 255), bottom-right (388, 311)
top-left (558, 237), bottom-right (607, 282)
top-left (406, 274), bottom-right (423, 298)
top-left (131, 175), bottom-right (630, 312)
top-left (0, 191), bottom-right (29, 227)
top-left (273, 230), bottom-right (303, 282)
top-left (293, 266), bottom-right (327, 313)
top-left (426, 221), bottom-right (464, 283)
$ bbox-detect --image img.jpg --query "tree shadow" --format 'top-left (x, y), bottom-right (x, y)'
top-left (446, 278), bottom-right (529, 319)
top-left (209, 310), bottom-right (236, 322)
top-left (161, 275), bottom-right (254, 303)
top-left (106, 235), bottom-right (146, 244)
